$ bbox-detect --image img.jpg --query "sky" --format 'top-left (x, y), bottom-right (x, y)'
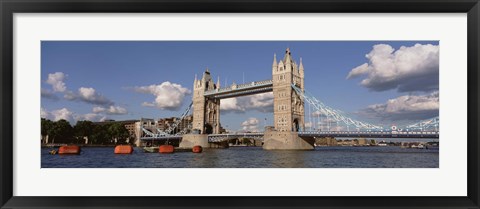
top-left (41, 41), bottom-right (439, 132)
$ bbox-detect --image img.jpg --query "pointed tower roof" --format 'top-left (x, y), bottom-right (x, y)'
top-left (299, 57), bottom-right (304, 70)
top-left (272, 53), bottom-right (277, 67)
top-left (202, 68), bottom-right (210, 81)
top-left (283, 47), bottom-right (292, 64)
top-left (216, 76), bottom-right (221, 88)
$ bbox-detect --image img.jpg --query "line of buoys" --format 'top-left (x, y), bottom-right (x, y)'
top-left (58, 145), bottom-right (81, 155)
top-left (114, 145), bottom-right (134, 154)
top-left (159, 145), bottom-right (174, 153)
top-left (52, 145), bottom-right (203, 155)
top-left (192, 145), bottom-right (203, 153)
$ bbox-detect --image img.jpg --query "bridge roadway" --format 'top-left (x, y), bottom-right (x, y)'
top-left (141, 131), bottom-right (439, 143)
top-left (208, 131), bottom-right (439, 142)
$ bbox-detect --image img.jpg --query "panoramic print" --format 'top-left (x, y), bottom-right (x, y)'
top-left (41, 41), bottom-right (439, 168)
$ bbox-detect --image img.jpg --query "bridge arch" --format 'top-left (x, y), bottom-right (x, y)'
top-left (293, 118), bottom-right (300, 132)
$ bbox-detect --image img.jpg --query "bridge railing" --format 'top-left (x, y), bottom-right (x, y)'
top-left (298, 131), bottom-right (439, 134)
top-left (298, 131), bottom-right (439, 138)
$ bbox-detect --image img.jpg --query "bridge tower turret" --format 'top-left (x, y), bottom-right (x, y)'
top-left (272, 48), bottom-right (305, 132)
top-left (192, 68), bottom-right (221, 134)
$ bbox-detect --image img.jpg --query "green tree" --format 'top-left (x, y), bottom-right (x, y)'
top-left (74, 120), bottom-right (94, 144)
top-left (107, 123), bottom-right (129, 144)
top-left (90, 124), bottom-right (109, 145)
top-left (41, 118), bottom-right (53, 143)
top-left (49, 119), bottom-right (74, 144)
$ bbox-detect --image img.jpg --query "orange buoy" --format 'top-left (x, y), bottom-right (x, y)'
top-left (58, 145), bottom-right (81, 155)
top-left (192, 145), bottom-right (203, 153)
top-left (114, 145), bottom-right (134, 154)
top-left (159, 145), bottom-right (174, 153)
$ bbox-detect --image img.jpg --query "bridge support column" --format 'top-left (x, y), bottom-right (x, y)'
top-left (179, 134), bottom-right (229, 149)
top-left (179, 134), bottom-right (209, 148)
top-left (262, 129), bottom-right (314, 150)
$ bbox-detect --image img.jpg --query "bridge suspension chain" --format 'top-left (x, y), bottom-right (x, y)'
top-left (163, 101), bottom-right (193, 136)
top-left (292, 84), bottom-right (384, 131)
top-left (141, 101), bottom-right (193, 137)
top-left (141, 127), bottom-right (156, 137)
top-left (405, 116), bottom-right (439, 131)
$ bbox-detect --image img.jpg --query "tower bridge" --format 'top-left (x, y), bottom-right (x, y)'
top-left (141, 48), bottom-right (439, 150)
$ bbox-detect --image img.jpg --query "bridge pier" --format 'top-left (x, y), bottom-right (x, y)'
top-left (179, 134), bottom-right (229, 149)
top-left (179, 134), bottom-right (210, 148)
top-left (262, 129), bottom-right (315, 150)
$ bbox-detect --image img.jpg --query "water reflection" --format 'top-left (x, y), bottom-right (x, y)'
top-left (42, 146), bottom-right (439, 168)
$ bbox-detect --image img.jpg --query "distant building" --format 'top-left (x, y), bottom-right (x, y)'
top-left (315, 137), bottom-right (337, 146)
top-left (133, 115), bottom-right (194, 146)
top-left (357, 138), bottom-right (369, 145)
top-left (156, 115), bottom-right (193, 134)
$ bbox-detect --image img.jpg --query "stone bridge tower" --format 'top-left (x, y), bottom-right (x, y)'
top-left (264, 48), bottom-right (312, 150)
top-left (192, 69), bottom-right (221, 134)
top-left (272, 48), bottom-right (305, 132)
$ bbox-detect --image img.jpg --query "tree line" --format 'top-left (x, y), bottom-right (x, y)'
top-left (41, 118), bottom-right (134, 145)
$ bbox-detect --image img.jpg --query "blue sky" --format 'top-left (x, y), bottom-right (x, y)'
top-left (41, 41), bottom-right (439, 131)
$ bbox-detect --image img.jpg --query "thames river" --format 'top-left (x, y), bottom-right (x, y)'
top-left (42, 144), bottom-right (439, 168)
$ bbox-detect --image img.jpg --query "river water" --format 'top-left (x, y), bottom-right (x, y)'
top-left (42, 145), bottom-right (439, 168)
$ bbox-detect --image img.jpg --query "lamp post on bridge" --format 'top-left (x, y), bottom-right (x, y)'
top-left (264, 118), bottom-right (267, 131)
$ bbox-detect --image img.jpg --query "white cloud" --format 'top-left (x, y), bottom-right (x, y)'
top-left (359, 91), bottom-right (439, 121)
top-left (347, 43), bottom-right (439, 92)
top-left (42, 107), bottom-right (109, 124)
top-left (141, 102), bottom-right (155, 107)
top-left (241, 117), bottom-right (260, 132)
top-left (63, 90), bottom-right (76, 100)
top-left (41, 107), bottom-right (50, 118)
top-left (92, 105), bottom-right (128, 115)
top-left (41, 88), bottom-right (58, 100)
top-left (134, 81), bottom-right (191, 111)
top-left (44, 72), bottom-right (117, 107)
top-left (77, 87), bottom-right (113, 105)
top-left (64, 87), bottom-right (114, 106)
top-left (46, 72), bottom-right (67, 92)
top-left (75, 113), bottom-right (107, 122)
top-left (51, 108), bottom-right (75, 123)
top-left (92, 106), bottom-right (106, 113)
top-left (220, 92), bottom-right (274, 114)
top-left (220, 98), bottom-right (245, 112)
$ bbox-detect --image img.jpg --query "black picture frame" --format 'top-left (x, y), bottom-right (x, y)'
top-left (1, 0), bottom-right (479, 208)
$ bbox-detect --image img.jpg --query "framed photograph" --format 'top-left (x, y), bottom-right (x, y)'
top-left (1, 0), bottom-right (479, 208)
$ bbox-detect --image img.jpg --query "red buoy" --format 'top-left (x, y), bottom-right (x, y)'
top-left (58, 145), bottom-right (81, 155)
top-left (159, 145), bottom-right (174, 153)
top-left (192, 145), bottom-right (203, 153)
top-left (114, 145), bottom-right (134, 154)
